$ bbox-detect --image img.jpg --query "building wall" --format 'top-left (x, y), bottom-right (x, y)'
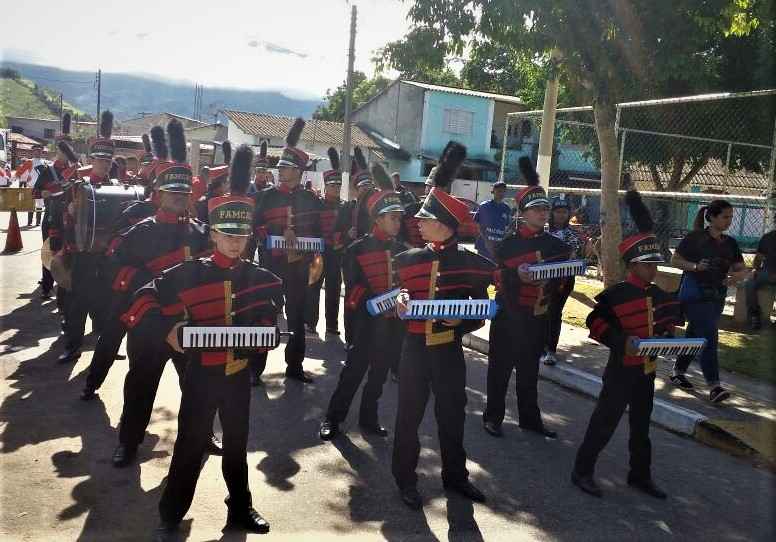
top-left (5, 117), bottom-right (58, 140)
top-left (420, 91), bottom-right (493, 159)
top-left (352, 81), bottom-right (425, 154)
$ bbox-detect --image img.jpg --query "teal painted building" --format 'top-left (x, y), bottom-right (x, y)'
top-left (353, 80), bottom-right (526, 187)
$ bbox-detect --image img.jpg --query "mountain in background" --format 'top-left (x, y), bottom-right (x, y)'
top-left (0, 61), bottom-right (321, 121)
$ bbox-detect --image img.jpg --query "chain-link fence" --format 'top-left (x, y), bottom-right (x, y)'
top-left (501, 90), bottom-right (776, 251)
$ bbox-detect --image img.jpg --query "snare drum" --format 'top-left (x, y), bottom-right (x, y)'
top-left (72, 182), bottom-right (144, 252)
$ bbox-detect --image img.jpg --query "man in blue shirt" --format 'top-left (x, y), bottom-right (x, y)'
top-left (474, 181), bottom-right (511, 258)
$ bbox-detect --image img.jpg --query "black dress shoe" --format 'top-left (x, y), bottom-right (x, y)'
top-left (57, 349), bottom-right (81, 364)
top-left (41, 291), bottom-right (52, 299)
top-left (571, 470), bottom-right (602, 497)
top-left (152, 520), bottom-right (179, 542)
top-left (443, 480), bottom-right (486, 503)
top-left (628, 477), bottom-right (667, 499)
top-left (285, 370), bottom-right (313, 383)
top-left (226, 507), bottom-right (270, 533)
top-left (112, 443), bottom-right (137, 467)
top-left (207, 434), bottom-right (223, 456)
top-left (359, 423), bottom-right (388, 437)
top-left (79, 387), bottom-right (97, 401)
top-left (520, 424), bottom-right (557, 439)
top-left (319, 418), bottom-right (339, 441)
top-left (250, 372), bottom-right (263, 387)
top-left (483, 420), bottom-right (503, 437)
top-left (399, 486), bottom-right (423, 510)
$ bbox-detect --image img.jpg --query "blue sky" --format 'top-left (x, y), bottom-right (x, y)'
top-left (2, 0), bottom-right (411, 98)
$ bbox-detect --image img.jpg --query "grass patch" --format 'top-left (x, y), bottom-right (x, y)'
top-left (489, 277), bottom-right (776, 385)
top-left (0, 78), bottom-right (57, 125)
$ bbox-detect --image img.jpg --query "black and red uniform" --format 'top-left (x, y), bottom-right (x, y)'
top-left (392, 236), bottom-right (494, 490)
top-left (574, 274), bottom-right (680, 482)
top-left (326, 226), bottom-right (405, 428)
top-left (305, 195), bottom-right (343, 333)
top-left (484, 224), bottom-right (570, 432)
top-left (125, 250), bottom-right (282, 526)
top-left (252, 183), bottom-right (322, 374)
top-left (61, 173), bottom-right (117, 356)
top-left (83, 209), bottom-right (210, 403)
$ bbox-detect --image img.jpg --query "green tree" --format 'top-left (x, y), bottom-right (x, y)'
top-left (314, 72), bottom-right (392, 121)
top-left (381, 0), bottom-right (763, 284)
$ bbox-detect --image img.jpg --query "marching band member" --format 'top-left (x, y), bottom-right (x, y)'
top-left (335, 148), bottom-right (374, 347)
top-left (392, 142), bottom-right (495, 509)
top-left (106, 120), bottom-right (215, 467)
top-left (195, 140), bottom-right (231, 222)
top-left (305, 147), bottom-right (344, 337)
top-left (252, 118), bottom-right (322, 383)
top-left (253, 141), bottom-right (273, 191)
top-left (126, 194), bottom-right (281, 540)
top-left (572, 190), bottom-right (680, 500)
top-left (482, 157), bottom-right (570, 439)
top-left (400, 170), bottom-right (436, 249)
top-left (57, 111), bottom-right (118, 364)
top-left (319, 163), bottom-right (405, 440)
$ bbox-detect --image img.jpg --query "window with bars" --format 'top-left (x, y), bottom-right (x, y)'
top-left (443, 109), bottom-right (474, 136)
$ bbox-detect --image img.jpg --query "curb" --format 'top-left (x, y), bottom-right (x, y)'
top-left (461, 333), bottom-right (708, 438)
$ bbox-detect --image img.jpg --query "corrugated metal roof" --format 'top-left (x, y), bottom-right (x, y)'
top-left (222, 111), bottom-right (377, 149)
top-left (402, 81), bottom-right (524, 105)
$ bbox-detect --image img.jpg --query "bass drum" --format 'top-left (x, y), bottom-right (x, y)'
top-left (73, 182), bottom-right (144, 252)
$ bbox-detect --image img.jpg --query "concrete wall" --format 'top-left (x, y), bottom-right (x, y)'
top-left (352, 81), bottom-right (424, 155)
top-left (5, 117), bottom-right (58, 140)
top-left (420, 91), bottom-right (493, 159)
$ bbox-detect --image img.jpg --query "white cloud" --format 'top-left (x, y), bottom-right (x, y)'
top-left (1, 0), bottom-right (411, 97)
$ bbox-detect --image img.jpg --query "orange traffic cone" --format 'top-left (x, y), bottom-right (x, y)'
top-left (2, 209), bottom-right (23, 253)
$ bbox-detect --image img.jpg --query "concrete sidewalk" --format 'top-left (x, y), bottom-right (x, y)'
top-left (462, 318), bottom-right (776, 466)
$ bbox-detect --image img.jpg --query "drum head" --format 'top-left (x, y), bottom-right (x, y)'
top-left (41, 238), bottom-right (53, 270)
top-left (73, 183), bottom-right (143, 252)
top-left (73, 183), bottom-right (96, 252)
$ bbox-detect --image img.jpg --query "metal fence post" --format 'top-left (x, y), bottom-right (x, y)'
top-left (499, 113), bottom-right (510, 182)
top-left (724, 142), bottom-right (733, 192)
top-left (617, 129), bottom-right (628, 187)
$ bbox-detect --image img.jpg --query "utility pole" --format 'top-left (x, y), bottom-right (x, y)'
top-left (341, 4), bottom-right (357, 201)
top-left (95, 69), bottom-right (102, 135)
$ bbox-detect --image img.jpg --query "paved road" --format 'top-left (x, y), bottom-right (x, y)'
top-left (1, 225), bottom-right (775, 541)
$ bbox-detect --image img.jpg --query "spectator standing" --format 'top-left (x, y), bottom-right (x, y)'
top-left (745, 227), bottom-right (776, 329)
top-left (670, 200), bottom-right (748, 402)
top-left (473, 180), bottom-right (511, 259)
top-left (542, 196), bottom-right (584, 365)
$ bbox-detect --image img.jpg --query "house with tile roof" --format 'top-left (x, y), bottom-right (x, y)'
top-left (222, 111), bottom-right (380, 170)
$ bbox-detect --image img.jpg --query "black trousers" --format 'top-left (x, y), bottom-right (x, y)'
top-left (327, 313), bottom-right (403, 426)
top-left (574, 364), bottom-right (655, 481)
top-left (392, 334), bottom-right (468, 489)
top-left (546, 277), bottom-right (573, 353)
top-left (304, 250), bottom-right (342, 332)
top-left (27, 210), bottom-right (42, 226)
top-left (485, 311), bottom-right (547, 429)
top-left (40, 213), bottom-right (54, 294)
top-left (118, 334), bottom-right (186, 448)
top-left (64, 253), bottom-right (110, 351)
top-left (85, 314), bottom-right (126, 391)
top-left (266, 259), bottom-right (308, 372)
top-left (159, 362), bottom-right (252, 524)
